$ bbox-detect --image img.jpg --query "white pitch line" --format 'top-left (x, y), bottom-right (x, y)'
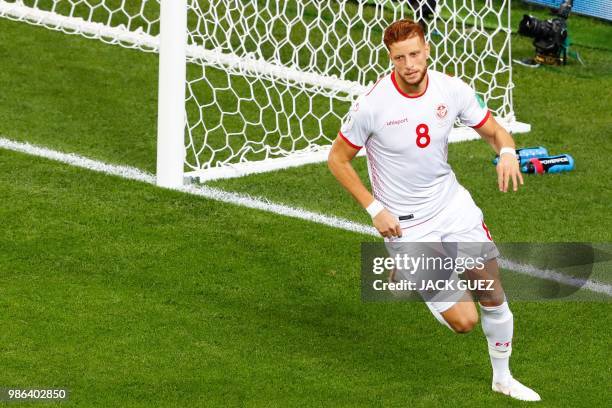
top-left (0, 137), bottom-right (155, 183)
top-left (499, 258), bottom-right (612, 297)
top-left (1, 136), bottom-right (610, 297)
top-left (0, 137), bottom-right (376, 237)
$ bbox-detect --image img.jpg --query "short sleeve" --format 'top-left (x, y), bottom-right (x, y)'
top-left (455, 79), bottom-right (490, 129)
top-left (338, 96), bottom-right (372, 149)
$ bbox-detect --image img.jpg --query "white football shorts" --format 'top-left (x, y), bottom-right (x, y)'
top-left (387, 185), bottom-right (494, 243)
top-left (384, 185), bottom-right (499, 314)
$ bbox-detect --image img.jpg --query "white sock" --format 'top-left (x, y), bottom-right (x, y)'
top-left (480, 301), bottom-right (513, 384)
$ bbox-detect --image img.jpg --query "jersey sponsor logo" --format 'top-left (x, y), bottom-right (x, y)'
top-left (435, 103), bottom-right (448, 119)
top-left (385, 117), bottom-right (409, 126)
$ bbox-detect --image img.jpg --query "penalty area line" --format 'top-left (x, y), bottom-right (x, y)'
top-left (1, 136), bottom-right (610, 297)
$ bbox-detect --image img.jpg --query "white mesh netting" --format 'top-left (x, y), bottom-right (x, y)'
top-left (0, 0), bottom-right (516, 179)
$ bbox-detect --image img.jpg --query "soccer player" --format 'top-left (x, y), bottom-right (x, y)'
top-left (328, 19), bottom-right (541, 402)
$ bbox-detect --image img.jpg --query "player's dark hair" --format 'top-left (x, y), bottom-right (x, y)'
top-left (383, 19), bottom-right (426, 49)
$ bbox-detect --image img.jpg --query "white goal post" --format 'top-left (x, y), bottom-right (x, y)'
top-left (0, 0), bottom-right (530, 187)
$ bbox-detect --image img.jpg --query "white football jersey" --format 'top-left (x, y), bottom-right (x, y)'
top-left (339, 69), bottom-right (489, 225)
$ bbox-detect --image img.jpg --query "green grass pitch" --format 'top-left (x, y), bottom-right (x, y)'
top-left (0, 1), bottom-right (611, 407)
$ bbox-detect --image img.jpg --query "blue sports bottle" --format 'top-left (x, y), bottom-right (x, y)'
top-left (521, 154), bottom-right (575, 174)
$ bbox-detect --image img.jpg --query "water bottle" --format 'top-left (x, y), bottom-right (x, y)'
top-left (521, 154), bottom-right (575, 174)
top-left (493, 146), bottom-right (548, 165)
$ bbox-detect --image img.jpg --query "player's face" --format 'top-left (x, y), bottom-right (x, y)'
top-left (388, 36), bottom-right (430, 86)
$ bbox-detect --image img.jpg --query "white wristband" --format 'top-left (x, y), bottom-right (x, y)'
top-left (366, 200), bottom-right (385, 218)
top-left (499, 147), bottom-right (517, 157)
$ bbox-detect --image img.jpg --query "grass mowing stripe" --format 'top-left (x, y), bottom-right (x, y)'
top-left (2, 135), bottom-right (610, 298)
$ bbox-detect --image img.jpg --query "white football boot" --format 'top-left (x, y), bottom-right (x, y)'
top-left (492, 377), bottom-right (541, 402)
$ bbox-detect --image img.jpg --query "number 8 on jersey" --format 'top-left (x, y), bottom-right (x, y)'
top-left (416, 123), bottom-right (430, 148)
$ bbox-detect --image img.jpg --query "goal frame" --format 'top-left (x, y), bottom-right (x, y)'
top-left (0, 0), bottom-right (531, 187)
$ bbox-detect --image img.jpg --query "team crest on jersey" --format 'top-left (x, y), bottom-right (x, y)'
top-left (435, 103), bottom-right (448, 120)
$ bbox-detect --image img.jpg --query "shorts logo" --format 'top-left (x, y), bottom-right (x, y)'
top-left (435, 103), bottom-right (448, 120)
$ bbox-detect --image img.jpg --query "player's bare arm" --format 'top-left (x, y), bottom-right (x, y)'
top-left (328, 137), bottom-right (402, 238)
top-left (474, 116), bottom-right (524, 193)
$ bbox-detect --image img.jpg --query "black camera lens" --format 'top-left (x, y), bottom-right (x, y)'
top-left (519, 15), bottom-right (547, 38)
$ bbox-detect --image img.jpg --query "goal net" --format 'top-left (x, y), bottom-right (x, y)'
top-left (0, 0), bottom-right (528, 186)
